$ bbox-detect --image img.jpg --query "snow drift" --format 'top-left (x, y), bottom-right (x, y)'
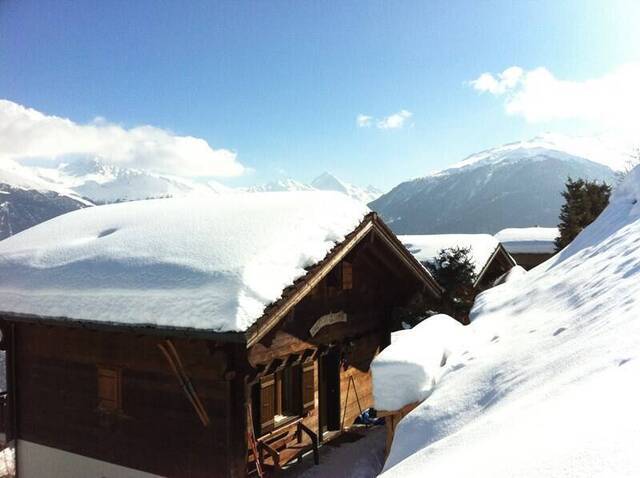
top-left (0, 191), bottom-right (368, 332)
top-left (380, 166), bottom-right (640, 477)
top-left (371, 315), bottom-right (475, 411)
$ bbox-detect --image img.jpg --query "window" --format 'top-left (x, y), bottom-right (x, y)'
top-left (257, 360), bottom-right (315, 435)
top-left (274, 365), bottom-right (301, 424)
top-left (97, 366), bottom-right (121, 412)
top-left (342, 261), bottom-right (353, 290)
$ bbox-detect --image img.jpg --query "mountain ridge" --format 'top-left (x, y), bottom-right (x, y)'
top-left (370, 136), bottom-right (618, 235)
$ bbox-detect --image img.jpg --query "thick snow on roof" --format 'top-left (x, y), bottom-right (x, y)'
top-left (380, 167), bottom-right (640, 477)
top-left (399, 234), bottom-right (499, 275)
top-left (495, 227), bottom-right (559, 254)
top-left (0, 191), bottom-right (369, 332)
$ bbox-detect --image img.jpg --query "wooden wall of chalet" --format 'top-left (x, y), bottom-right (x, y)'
top-left (247, 234), bottom-right (429, 444)
top-left (511, 252), bottom-right (554, 271)
top-left (476, 248), bottom-right (516, 291)
top-left (5, 322), bottom-right (247, 478)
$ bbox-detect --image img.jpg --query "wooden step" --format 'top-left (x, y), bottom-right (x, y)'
top-left (262, 441), bottom-right (313, 469)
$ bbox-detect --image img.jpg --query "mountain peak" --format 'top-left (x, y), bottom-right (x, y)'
top-left (311, 172), bottom-right (348, 193)
top-left (371, 136), bottom-right (617, 235)
top-left (432, 133), bottom-right (629, 178)
top-left (59, 157), bottom-right (121, 177)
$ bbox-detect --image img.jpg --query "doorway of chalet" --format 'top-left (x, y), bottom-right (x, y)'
top-left (319, 348), bottom-right (340, 440)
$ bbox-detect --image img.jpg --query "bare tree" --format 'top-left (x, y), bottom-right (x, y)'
top-left (615, 147), bottom-right (640, 184)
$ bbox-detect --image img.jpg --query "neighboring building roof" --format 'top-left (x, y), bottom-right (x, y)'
top-left (0, 192), bottom-right (441, 340)
top-left (494, 227), bottom-right (559, 254)
top-left (0, 191), bottom-right (369, 333)
top-left (399, 234), bottom-right (501, 275)
top-left (399, 234), bottom-right (517, 289)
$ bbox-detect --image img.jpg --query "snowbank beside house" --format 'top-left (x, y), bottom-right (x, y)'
top-left (371, 315), bottom-right (475, 411)
top-left (0, 191), bottom-right (368, 332)
top-left (399, 234), bottom-right (499, 275)
top-left (380, 167), bottom-right (640, 477)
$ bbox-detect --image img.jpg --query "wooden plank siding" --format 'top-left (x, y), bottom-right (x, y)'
top-left (8, 322), bottom-right (248, 478)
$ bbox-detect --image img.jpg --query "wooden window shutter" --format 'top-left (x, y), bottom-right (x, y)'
top-left (342, 261), bottom-right (353, 290)
top-left (97, 366), bottom-right (121, 412)
top-left (259, 374), bottom-right (276, 434)
top-left (301, 360), bottom-right (315, 413)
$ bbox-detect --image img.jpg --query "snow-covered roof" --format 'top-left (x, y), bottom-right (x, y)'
top-left (399, 234), bottom-right (500, 276)
top-left (379, 166), bottom-right (640, 477)
top-left (494, 227), bottom-right (558, 254)
top-left (0, 191), bottom-right (369, 332)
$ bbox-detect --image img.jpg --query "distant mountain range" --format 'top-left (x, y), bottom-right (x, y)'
top-left (0, 158), bottom-right (380, 239)
top-left (1, 134), bottom-right (623, 240)
top-left (246, 172), bottom-right (382, 204)
top-left (369, 134), bottom-right (618, 235)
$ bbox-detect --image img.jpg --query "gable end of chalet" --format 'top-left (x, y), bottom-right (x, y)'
top-left (245, 212), bottom-right (443, 348)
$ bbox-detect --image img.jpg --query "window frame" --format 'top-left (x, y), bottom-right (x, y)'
top-left (97, 365), bottom-right (122, 413)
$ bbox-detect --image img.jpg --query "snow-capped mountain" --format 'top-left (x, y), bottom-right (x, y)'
top-left (370, 135), bottom-right (617, 234)
top-left (28, 158), bottom-right (231, 204)
top-left (247, 173), bottom-right (382, 203)
top-left (311, 172), bottom-right (382, 204)
top-left (245, 178), bottom-right (315, 193)
top-left (0, 160), bottom-right (90, 240)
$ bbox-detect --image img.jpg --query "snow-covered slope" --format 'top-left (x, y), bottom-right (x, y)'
top-left (370, 134), bottom-right (616, 234)
top-left (379, 165), bottom-right (640, 477)
top-left (0, 191), bottom-right (369, 332)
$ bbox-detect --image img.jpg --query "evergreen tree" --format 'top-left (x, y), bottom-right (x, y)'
top-left (555, 178), bottom-right (611, 251)
top-left (425, 246), bottom-right (477, 323)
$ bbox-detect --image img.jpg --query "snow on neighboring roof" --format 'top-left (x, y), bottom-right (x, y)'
top-left (371, 314), bottom-right (474, 412)
top-left (495, 227), bottom-right (558, 254)
top-left (0, 191), bottom-right (369, 332)
top-left (399, 234), bottom-right (500, 275)
top-left (380, 166), bottom-right (640, 477)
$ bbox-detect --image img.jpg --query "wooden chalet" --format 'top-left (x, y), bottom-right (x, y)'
top-left (0, 193), bottom-right (442, 478)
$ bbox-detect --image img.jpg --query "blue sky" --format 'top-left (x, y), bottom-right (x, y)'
top-left (2, 0), bottom-right (640, 190)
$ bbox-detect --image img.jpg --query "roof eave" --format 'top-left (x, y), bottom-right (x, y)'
top-left (0, 311), bottom-right (247, 343)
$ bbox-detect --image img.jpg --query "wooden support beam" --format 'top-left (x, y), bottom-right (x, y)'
top-left (158, 340), bottom-right (210, 426)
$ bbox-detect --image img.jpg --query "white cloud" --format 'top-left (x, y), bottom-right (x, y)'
top-left (377, 110), bottom-right (412, 130)
top-left (469, 64), bottom-right (640, 130)
top-left (470, 66), bottom-right (524, 95)
top-left (0, 99), bottom-right (245, 177)
top-left (356, 114), bottom-right (373, 127)
top-left (357, 110), bottom-right (413, 130)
